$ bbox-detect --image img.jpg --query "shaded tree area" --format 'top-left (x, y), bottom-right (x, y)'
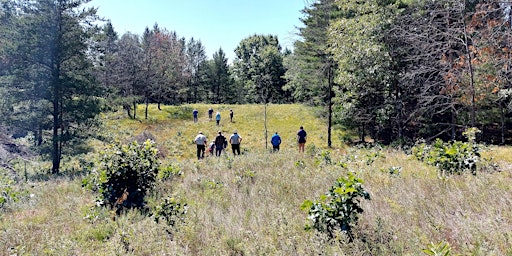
top-left (0, 0), bottom-right (102, 173)
top-left (326, 0), bottom-right (512, 145)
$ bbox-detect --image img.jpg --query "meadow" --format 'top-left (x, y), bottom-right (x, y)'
top-left (1, 104), bottom-right (512, 255)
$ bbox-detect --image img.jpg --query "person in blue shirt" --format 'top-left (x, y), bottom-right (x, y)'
top-left (193, 109), bottom-right (199, 123)
top-left (271, 132), bottom-right (281, 152)
top-left (215, 111), bottom-right (221, 126)
top-left (297, 126), bottom-right (307, 153)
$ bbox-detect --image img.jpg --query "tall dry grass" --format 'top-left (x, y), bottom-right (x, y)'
top-left (1, 104), bottom-right (512, 255)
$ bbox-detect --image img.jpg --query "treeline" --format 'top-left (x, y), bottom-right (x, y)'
top-left (287, 0), bottom-right (512, 145)
top-left (1, 0), bottom-right (512, 173)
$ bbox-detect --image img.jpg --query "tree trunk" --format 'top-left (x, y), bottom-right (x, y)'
top-left (133, 101), bottom-right (137, 119)
top-left (327, 63), bottom-right (333, 148)
top-left (501, 103), bottom-right (505, 144)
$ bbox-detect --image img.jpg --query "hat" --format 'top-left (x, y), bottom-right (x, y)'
top-left (233, 130), bottom-right (237, 133)
top-left (199, 131), bottom-right (203, 134)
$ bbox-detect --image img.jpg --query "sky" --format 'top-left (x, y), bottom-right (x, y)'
top-left (87, 0), bottom-right (308, 62)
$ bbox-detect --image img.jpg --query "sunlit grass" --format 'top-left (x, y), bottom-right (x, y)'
top-left (1, 104), bottom-right (512, 255)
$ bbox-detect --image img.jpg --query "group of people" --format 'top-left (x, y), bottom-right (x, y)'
top-left (193, 130), bottom-right (242, 159)
top-left (193, 126), bottom-right (308, 160)
top-left (193, 108), bottom-right (234, 125)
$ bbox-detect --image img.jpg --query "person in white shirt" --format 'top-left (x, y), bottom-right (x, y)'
top-left (194, 131), bottom-right (207, 159)
top-left (229, 131), bottom-right (242, 155)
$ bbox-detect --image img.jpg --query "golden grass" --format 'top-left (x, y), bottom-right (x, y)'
top-left (1, 104), bottom-right (512, 255)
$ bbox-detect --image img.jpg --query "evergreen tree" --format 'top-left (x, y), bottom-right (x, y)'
top-left (1, 0), bottom-right (102, 173)
top-left (207, 48), bottom-right (234, 104)
top-left (285, 0), bottom-right (340, 147)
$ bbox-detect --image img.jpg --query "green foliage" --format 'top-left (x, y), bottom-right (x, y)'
top-left (158, 163), bottom-right (183, 181)
top-left (83, 139), bottom-right (160, 211)
top-left (0, 171), bottom-right (21, 209)
top-left (153, 195), bottom-right (188, 235)
top-left (302, 171), bottom-right (370, 241)
top-left (412, 128), bottom-right (481, 175)
top-left (422, 241), bottom-right (452, 256)
top-left (315, 150), bottom-right (333, 165)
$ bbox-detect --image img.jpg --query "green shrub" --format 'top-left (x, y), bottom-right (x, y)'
top-left (0, 171), bottom-right (21, 210)
top-left (153, 195), bottom-right (188, 235)
top-left (412, 128), bottom-right (481, 175)
top-left (83, 139), bottom-right (160, 213)
top-left (158, 163), bottom-right (183, 181)
top-left (422, 241), bottom-right (452, 256)
top-left (301, 171), bottom-right (370, 241)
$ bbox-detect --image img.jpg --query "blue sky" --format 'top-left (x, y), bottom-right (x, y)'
top-left (87, 0), bottom-right (308, 61)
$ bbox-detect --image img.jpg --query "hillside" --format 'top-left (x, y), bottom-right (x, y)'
top-left (99, 104), bottom-right (347, 159)
top-left (1, 104), bottom-right (512, 255)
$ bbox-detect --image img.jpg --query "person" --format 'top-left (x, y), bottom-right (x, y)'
top-left (229, 130), bottom-right (242, 155)
top-left (214, 131), bottom-right (227, 156)
top-left (229, 109), bottom-right (234, 122)
top-left (215, 111), bottom-right (221, 126)
top-left (271, 132), bottom-right (281, 152)
top-left (194, 131), bottom-right (207, 159)
top-left (297, 126), bottom-right (307, 153)
top-left (208, 107), bottom-right (214, 121)
top-left (208, 141), bottom-right (215, 156)
top-left (193, 109), bottom-right (199, 123)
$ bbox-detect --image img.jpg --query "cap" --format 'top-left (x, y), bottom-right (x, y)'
top-left (199, 131), bottom-right (203, 134)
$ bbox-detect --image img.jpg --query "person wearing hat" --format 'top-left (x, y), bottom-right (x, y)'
top-left (214, 131), bottom-right (227, 156)
top-left (229, 130), bottom-right (242, 155)
top-left (194, 131), bottom-right (207, 159)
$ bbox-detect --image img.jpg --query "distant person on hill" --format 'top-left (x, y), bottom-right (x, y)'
top-left (297, 126), bottom-right (307, 153)
top-left (194, 131), bottom-right (207, 160)
top-left (229, 109), bottom-right (234, 122)
top-left (193, 109), bottom-right (199, 123)
top-left (214, 131), bottom-right (227, 156)
top-left (208, 107), bottom-right (214, 121)
top-left (215, 111), bottom-right (221, 126)
top-left (271, 132), bottom-right (281, 152)
top-left (229, 130), bottom-right (242, 155)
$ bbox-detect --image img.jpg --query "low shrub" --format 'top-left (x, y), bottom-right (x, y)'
top-left (83, 139), bottom-right (160, 214)
top-left (412, 128), bottom-right (481, 175)
top-left (302, 171), bottom-right (370, 241)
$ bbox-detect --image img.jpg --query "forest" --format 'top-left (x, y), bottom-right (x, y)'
top-left (1, 0), bottom-right (512, 170)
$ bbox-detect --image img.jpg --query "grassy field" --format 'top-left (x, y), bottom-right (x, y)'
top-left (1, 104), bottom-right (512, 255)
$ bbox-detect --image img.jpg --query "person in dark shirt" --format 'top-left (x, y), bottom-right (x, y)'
top-left (214, 131), bottom-right (227, 156)
top-left (297, 126), bottom-right (307, 153)
top-left (208, 107), bottom-right (213, 121)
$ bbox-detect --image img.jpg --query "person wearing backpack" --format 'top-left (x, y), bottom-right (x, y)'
top-left (229, 130), bottom-right (242, 155)
top-left (214, 131), bottom-right (227, 156)
top-left (271, 131), bottom-right (281, 152)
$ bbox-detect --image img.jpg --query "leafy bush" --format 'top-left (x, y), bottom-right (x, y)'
top-left (422, 241), bottom-right (452, 256)
top-left (83, 139), bottom-right (160, 213)
top-left (158, 163), bottom-right (183, 181)
top-left (153, 195), bottom-right (188, 235)
top-left (302, 172), bottom-right (370, 241)
top-left (0, 171), bottom-right (21, 209)
top-left (412, 128), bottom-right (481, 175)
